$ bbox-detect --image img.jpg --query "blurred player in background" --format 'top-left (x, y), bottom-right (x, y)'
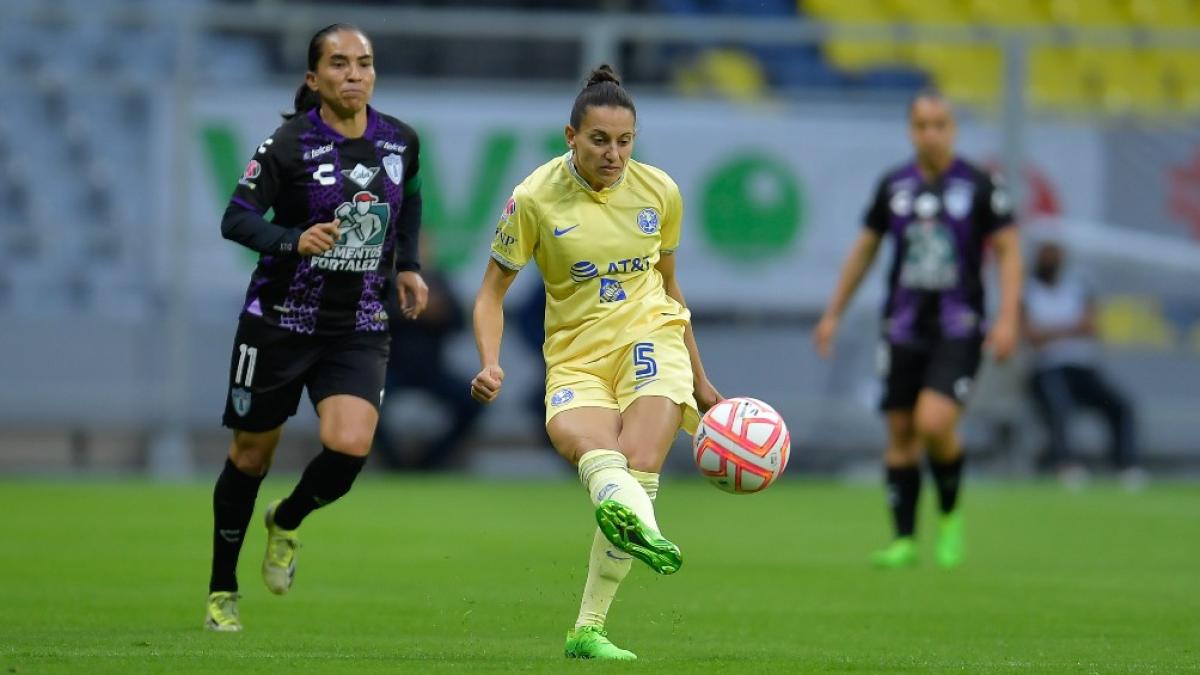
top-left (1023, 239), bottom-right (1142, 487)
top-left (470, 65), bottom-right (721, 661)
top-left (374, 234), bottom-right (482, 471)
top-left (205, 24), bottom-right (427, 631)
top-left (814, 90), bottom-right (1022, 569)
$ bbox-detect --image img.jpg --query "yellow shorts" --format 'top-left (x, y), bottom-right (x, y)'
top-left (544, 322), bottom-right (700, 434)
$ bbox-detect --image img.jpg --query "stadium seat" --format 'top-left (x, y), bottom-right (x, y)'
top-left (1047, 0), bottom-right (1132, 26)
top-left (673, 49), bottom-right (770, 102)
top-left (1028, 46), bottom-right (1093, 112)
top-left (967, 0), bottom-right (1051, 26)
top-left (885, 0), bottom-right (972, 24)
top-left (824, 34), bottom-right (903, 72)
top-left (1075, 47), bottom-right (1171, 115)
top-left (1128, 0), bottom-right (1200, 28)
top-left (911, 43), bottom-right (1002, 107)
top-left (801, 0), bottom-right (891, 23)
top-left (1158, 48), bottom-right (1200, 111)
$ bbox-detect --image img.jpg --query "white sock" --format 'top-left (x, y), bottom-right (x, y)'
top-left (577, 449), bottom-right (658, 532)
top-left (574, 464), bottom-right (661, 629)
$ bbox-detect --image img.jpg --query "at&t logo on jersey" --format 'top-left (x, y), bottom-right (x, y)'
top-left (636, 207), bottom-right (660, 234)
top-left (570, 261), bottom-right (599, 282)
top-left (311, 191), bottom-right (390, 272)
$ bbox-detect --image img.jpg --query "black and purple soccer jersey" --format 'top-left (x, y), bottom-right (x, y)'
top-left (221, 106), bottom-right (422, 336)
top-left (864, 157), bottom-right (1013, 344)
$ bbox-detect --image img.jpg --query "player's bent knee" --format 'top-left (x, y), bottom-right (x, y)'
top-left (623, 445), bottom-right (666, 473)
top-left (320, 428), bottom-right (375, 457)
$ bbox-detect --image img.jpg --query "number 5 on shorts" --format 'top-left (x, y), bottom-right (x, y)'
top-left (633, 342), bottom-right (657, 380)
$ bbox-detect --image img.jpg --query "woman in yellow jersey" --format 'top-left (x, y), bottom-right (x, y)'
top-left (471, 65), bottom-right (721, 661)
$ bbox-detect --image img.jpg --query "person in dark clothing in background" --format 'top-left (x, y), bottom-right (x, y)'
top-left (375, 237), bottom-right (482, 471)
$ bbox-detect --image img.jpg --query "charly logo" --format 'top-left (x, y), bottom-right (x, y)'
top-left (570, 261), bottom-right (599, 282)
top-left (636, 207), bottom-right (660, 234)
top-left (550, 388), bottom-right (574, 406)
top-left (231, 387), bottom-right (251, 416)
top-left (599, 278), bottom-right (627, 302)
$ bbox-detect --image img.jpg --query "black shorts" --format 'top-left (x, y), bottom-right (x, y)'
top-left (222, 318), bottom-right (390, 432)
top-left (878, 337), bottom-right (982, 411)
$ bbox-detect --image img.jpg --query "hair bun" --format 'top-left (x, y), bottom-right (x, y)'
top-left (585, 64), bottom-right (621, 88)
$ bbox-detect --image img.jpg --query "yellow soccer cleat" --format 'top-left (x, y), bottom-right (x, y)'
top-left (262, 499), bottom-right (299, 595)
top-left (204, 591), bottom-right (242, 632)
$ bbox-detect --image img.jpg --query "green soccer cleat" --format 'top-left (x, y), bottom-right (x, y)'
top-left (262, 499), bottom-right (298, 595)
top-left (935, 511), bottom-right (965, 569)
top-left (564, 625), bottom-right (637, 661)
top-left (204, 591), bottom-right (242, 632)
top-left (594, 499), bottom-right (682, 575)
top-left (871, 536), bottom-right (918, 569)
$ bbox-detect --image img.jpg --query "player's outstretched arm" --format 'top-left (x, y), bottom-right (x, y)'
top-left (657, 253), bottom-right (722, 412)
top-left (471, 259), bottom-right (518, 404)
top-left (814, 229), bottom-right (882, 359)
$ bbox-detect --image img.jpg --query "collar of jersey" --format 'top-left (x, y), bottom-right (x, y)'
top-left (307, 105), bottom-right (379, 142)
top-left (564, 152), bottom-right (625, 196)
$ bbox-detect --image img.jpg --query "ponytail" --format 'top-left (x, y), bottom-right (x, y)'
top-left (284, 82), bottom-right (321, 120)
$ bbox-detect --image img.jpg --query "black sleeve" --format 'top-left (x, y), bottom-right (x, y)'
top-left (393, 135), bottom-right (423, 273)
top-left (978, 171), bottom-right (1015, 236)
top-left (863, 174), bottom-right (890, 234)
top-left (220, 127), bottom-right (301, 254)
top-left (221, 204), bottom-right (302, 255)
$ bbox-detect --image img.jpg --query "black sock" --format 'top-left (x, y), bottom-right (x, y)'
top-left (885, 465), bottom-right (921, 538)
top-left (209, 458), bottom-right (266, 593)
top-left (929, 455), bottom-right (965, 514)
top-left (272, 447), bottom-right (366, 530)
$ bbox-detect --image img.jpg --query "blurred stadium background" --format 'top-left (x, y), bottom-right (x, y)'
top-left (2, 0), bottom-right (1200, 481)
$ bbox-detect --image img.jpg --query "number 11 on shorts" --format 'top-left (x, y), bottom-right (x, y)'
top-left (235, 344), bottom-right (258, 387)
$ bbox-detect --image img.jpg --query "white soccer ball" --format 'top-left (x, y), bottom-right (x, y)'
top-left (692, 397), bottom-right (791, 494)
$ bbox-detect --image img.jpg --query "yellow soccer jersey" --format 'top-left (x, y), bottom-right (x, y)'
top-left (490, 153), bottom-right (690, 370)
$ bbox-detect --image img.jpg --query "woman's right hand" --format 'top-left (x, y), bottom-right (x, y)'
top-left (813, 312), bottom-right (839, 359)
top-left (470, 365), bottom-right (505, 404)
top-left (298, 219), bottom-right (341, 256)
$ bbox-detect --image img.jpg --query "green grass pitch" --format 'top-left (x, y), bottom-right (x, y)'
top-left (1, 477), bottom-right (1197, 673)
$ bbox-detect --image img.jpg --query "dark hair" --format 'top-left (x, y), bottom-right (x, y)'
top-left (908, 87), bottom-right (949, 117)
top-left (283, 23), bottom-right (368, 120)
top-left (569, 64), bottom-right (636, 129)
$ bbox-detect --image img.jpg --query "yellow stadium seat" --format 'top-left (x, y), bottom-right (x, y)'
top-left (673, 49), bottom-right (769, 103)
top-left (1028, 46), bottom-right (1094, 112)
top-left (885, 0), bottom-right (972, 24)
top-left (968, 0), bottom-right (1052, 26)
top-left (1128, 0), bottom-right (1200, 28)
top-left (824, 36), bottom-right (903, 72)
top-left (801, 0), bottom-right (891, 23)
top-left (911, 43), bottom-right (1002, 106)
top-left (1157, 48), bottom-right (1200, 111)
top-left (1048, 0), bottom-right (1132, 26)
top-left (1073, 47), bottom-right (1170, 115)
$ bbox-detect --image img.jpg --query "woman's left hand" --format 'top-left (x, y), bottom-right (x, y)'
top-left (694, 379), bottom-right (724, 413)
top-left (395, 271), bottom-right (429, 320)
